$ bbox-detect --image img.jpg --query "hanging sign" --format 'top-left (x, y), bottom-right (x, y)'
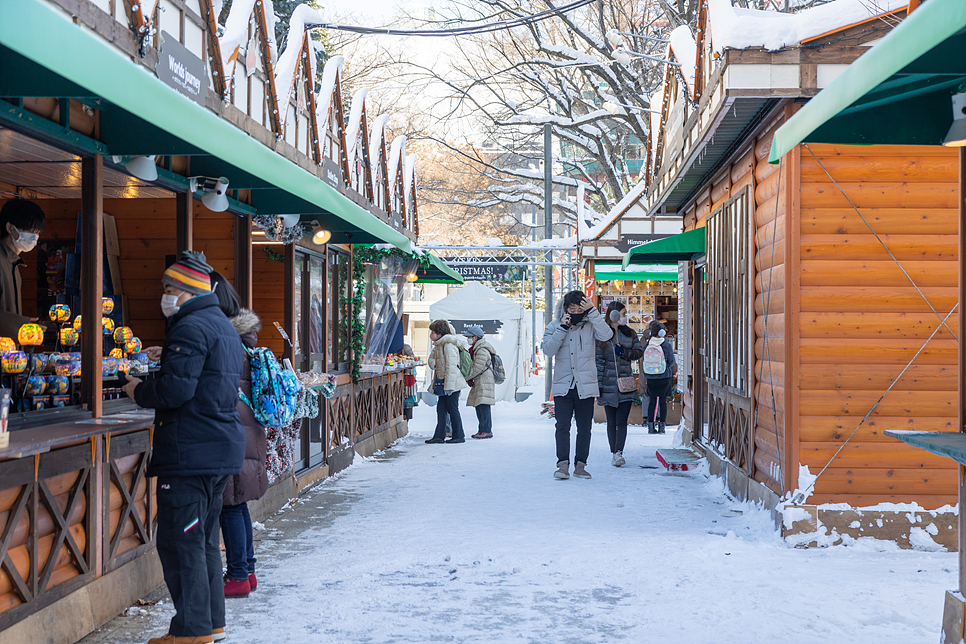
top-left (322, 157), bottom-right (343, 191)
top-left (245, 35), bottom-right (258, 76)
top-left (156, 32), bottom-right (209, 107)
top-left (584, 275), bottom-right (596, 300)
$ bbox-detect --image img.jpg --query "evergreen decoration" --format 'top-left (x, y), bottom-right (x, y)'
top-left (254, 215), bottom-right (305, 244)
top-left (347, 247), bottom-right (433, 383)
top-left (262, 247), bottom-right (285, 262)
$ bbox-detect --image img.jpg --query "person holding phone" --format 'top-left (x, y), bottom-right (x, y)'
top-left (542, 291), bottom-right (613, 480)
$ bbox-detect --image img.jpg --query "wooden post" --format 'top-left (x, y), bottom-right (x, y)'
top-left (176, 190), bottom-right (192, 254)
top-left (782, 115), bottom-right (802, 497)
top-left (283, 244), bottom-right (295, 365)
top-left (81, 155), bottom-right (103, 417)
top-left (958, 146), bottom-right (965, 595)
top-left (234, 214), bottom-right (252, 308)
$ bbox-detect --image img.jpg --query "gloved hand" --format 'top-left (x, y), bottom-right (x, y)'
top-left (614, 345), bottom-right (624, 356)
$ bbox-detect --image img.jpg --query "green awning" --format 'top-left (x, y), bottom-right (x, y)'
top-left (415, 254), bottom-right (464, 284)
top-left (769, 0), bottom-right (966, 163)
top-left (623, 228), bottom-right (705, 268)
top-left (0, 0), bottom-right (411, 251)
top-left (884, 431), bottom-right (966, 468)
top-left (595, 264), bottom-right (678, 282)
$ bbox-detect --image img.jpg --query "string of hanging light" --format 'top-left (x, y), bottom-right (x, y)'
top-left (303, 0), bottom-right (597, 37)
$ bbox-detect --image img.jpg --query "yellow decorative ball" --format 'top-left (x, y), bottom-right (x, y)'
top-left (102, 317), bottom-right (115, 335)
top-left (49, 304), bottom-right (71, 322)
top-left (59, 327), bottom-right (78, 346)
top-left (72, 315), bottom-right (82, 331)
top-left (102, 297), bottom-right (115, 314)
top-left (109, 348), bottom-right (125, 359)
top-left (0, 337), bottom-right (16, 354)
top-left (113, 326), bottom-right (134, 344)
top-left (17, 323), bottom-right (44, 346)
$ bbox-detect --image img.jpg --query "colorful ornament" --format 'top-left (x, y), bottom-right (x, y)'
top-left (125, 338), bottom-right (142, 354)
top-left (17, 323), bottom-right (44, 346)
top-left (113, 326), bottom-right (134, 344)
top-left (0, 338), bottom-right (15, 354)
top-left (117, 359), bottom-right (130, 374)
top-left (72, 315), bottom-right (82, 331)
top-left (29, 354), bottom-right (47, 372)
top-left (1, 352), bottom-right (26, 374)
top-left (48, 304), bottom-right (71, 322)
top-left (102, 317), bottom-right (115, 335)
top-left (109, 348), bottom-right (124, 359)
top-left (24, 376), bottom-right (46, 395)
top-left (55, 359), bottom-right (80, 377)
top-left (102, 297), bottom-right (115, 314)
top-left (46, 375), bottom-right (69, 395)
top-left (59, 327), bottom-right (78, 346)
top-left (102, 358), bottom-right (118, 377)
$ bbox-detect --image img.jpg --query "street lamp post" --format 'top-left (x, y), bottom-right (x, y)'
top-left (544, 123), bottom-right (553, 402)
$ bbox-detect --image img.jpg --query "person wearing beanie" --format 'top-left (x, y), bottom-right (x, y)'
top-left (463, 325), bottom-right (497, 439)
top-left (122, 250), bottom-right (246, 644)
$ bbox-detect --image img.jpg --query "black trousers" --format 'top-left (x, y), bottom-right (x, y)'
top-left (553, 387), bottom-right (594, 464)
top-left (156, 474), bottom-right (229, 637)
top-left (432, 391), bottom-right (464, 440)
top-left (475, 404), bottom-right (492, 434)
top-left (646, 377), bottom-right (673, 423)
top-left (604, 401), bottom-right (632, 453)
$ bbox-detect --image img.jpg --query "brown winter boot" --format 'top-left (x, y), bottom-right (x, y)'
top-left (147, 634), bottom-right (214, 644)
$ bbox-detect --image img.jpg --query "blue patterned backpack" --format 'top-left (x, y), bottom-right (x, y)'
top-left (239, 347), bottom-right (301, 427)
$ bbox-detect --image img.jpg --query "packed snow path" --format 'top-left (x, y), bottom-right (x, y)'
top-left (82, 384), bottom-right (955, 643)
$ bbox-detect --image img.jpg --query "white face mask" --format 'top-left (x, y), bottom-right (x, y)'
top-left (161, 293), bottom-right (181, 318)
top-left (620, 316), bottom-right (629, 326)
top-left (10, 225), bottom-right (38, 253)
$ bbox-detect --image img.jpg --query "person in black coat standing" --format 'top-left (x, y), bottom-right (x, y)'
top-left (122, 251), bottom-right (245, 644)
top-left (595, 302), bottom-right (644, 467)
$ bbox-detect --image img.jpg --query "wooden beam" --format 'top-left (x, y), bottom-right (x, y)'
top-left (234, 215), bottom-right (252, 308)
top-left (783, 105), bottom-right (802, 497)
top-left (176, 190), bottom-right (192, 254)
top-left (81, 155), bottom-right (103, 418)
top-left (283, 243), bottom-right (295, 365)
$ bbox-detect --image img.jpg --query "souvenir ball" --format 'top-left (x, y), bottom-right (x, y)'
top-left (102, 297), bottom-right (114, 314)
top-left (30, 354), bottom-right (47, 372)
top-left (72, 315), bottom-right (82, 331)
top-left (0, 338), bottom-right (16, 354)
top-left (59, 327), bottom-right (78, 346)
top-left (125, 338), bottom-right (142, 354)
top-left (25, 375), bottom-right (46, 395)
top-left (101, 358), bottom-right (118, 377)
top-left (46, 376), bottom-right (69, 395)
top-left (113, 326), bottom-right (133, 345)
top-left (68, 352), bottom-right (81, 361)
top-left (2, 352), bottom-right (26, 374)
top-left (54, 360), bottom-right (72, 377)
top-left (109, 348), bottom-right (124, 359)
top-left (117, 359), bottom-right (130, 374)
top-left (48, 304), bottom-right (71, 322)
top-left (18, 323), bottom-right (44, 346)
top-left (101, 317), bottom-right (115, 335)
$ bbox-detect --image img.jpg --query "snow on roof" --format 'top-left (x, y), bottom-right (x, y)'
top-left (578, 179), bottom-right (649, 242)
top-left (669, 26), bottom-right (697, 98)
top-left (345, 88), bottom-right (369, 164)
top-left (388, 135), bottom-right (407, 187)
top-left (274, 4), bottom-right (325, 116)
top-left (314, 56), bottom-right (345, 155)
top-left (707, 0), bottom-right (907, 52)
top-left (220, 0), bottom-right (280, 71)
top-left (404, 152), bottom-right (416, 211)
top-left (519, 236), bottom-right (577, 249)
top-left (369, 114), bottom-right (390, 166)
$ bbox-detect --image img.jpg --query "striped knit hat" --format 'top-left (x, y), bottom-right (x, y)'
top-left (163, 250), bottom-right (213, 294)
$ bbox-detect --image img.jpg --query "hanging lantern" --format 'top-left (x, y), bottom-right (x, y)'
top-left (117, 359), bottom-right (131, 374)
top-left (18, 323), bottom-right (44, 346)
top-left (59, 327), bottom-right (79, 346)
top-left (102, 297), bottom-right (115, 314)
top-left (29, 354), bottom-right (47, 372)
top-left (109, 348), bottom-right (125, 359)
top-left (46, 375), bottom-right (70, 395)
top-left (48, 304), bottom-right (71, 322)
top-left (2, 352), bottom-right (27, 374)
top-left (72, 315), bottom-right (82, 331)
top-left (0, 337), bottom-right (16, 354)
top-left (113, 326), bottom-right (134, 345)
top-left (125, 337), bottom-right (142, 354)
top-left (102, 317), bottom-right (115, 335)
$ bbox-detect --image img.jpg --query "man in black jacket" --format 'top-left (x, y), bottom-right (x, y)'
top-left (122, 250), bottom-right (245, 644)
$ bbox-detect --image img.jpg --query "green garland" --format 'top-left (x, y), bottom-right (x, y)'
top-left (348, 247), bottom-right (434, 383)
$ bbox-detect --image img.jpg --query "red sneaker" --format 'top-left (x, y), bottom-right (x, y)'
top-left (248, 573), bottom-right (257, 591)
top-left (224, 576), bottom-right (251, 598)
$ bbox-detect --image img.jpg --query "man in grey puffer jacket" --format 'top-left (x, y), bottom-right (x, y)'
top-left (542, 290), bottom-right (613, 480)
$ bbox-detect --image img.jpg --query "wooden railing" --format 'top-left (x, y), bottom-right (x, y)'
top-left (323, 368), bottom-right (409, 457)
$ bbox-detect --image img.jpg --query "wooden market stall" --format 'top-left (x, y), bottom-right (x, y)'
top-left (619, 0), bottom-right (961, 545)
top-left (0, 2), bottom-right (424, 643)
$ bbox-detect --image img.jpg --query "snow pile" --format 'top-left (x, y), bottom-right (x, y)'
top-left (707, 0), bottom-right (908, 52)
top-left (388, 135), bottom-right (407, 190)
top-left (315, 56), bottom-right (345, 156)
top-left (519, 236), bottom-right (577, 249)
top-left (274, 4), bottom-right (325, 117)
top-left (345, 88), bottom-right (369, 168)
top-left (668, 26), bottom-right (697, 98)
top-left (220, 0), bottom-right (279, 74)
top-left (789, 462), bottom-right (818, 504)
top-left (369, 113), bottom-right (390, 171)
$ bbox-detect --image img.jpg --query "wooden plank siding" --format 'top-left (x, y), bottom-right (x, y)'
top-left (753, 120), bottom-right (787, 496)
top-left (250, 245), bottom-right (286, 356)
top-left (796, 143), bottom-right (960, 507)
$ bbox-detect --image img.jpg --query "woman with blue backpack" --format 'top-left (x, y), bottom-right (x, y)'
top-left (210, 272), bottom-right (268, 602)
top-left (642, 320), bottom-right (676, 435)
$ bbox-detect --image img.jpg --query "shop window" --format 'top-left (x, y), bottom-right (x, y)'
top-left (329, 249), bottom-right (351, 371)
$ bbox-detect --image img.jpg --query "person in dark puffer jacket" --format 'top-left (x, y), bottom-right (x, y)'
top-left (122, 251), bottom-right (245, 644)
top-left (595, 302), bottom-right (644, 467)
top-left (208, 272), bottom-right (268, 601)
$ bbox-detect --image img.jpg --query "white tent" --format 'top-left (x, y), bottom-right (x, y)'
top-left (429, 282), bottom-right (531, 403)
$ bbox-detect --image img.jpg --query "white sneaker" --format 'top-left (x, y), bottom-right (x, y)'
top-left (612, 451), bottom-right (625, 467)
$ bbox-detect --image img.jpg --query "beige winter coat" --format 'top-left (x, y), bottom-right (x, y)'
top-left (466, 338), bottom-right (497, 407)
top-left (428, 334), bottom-right (468, 393)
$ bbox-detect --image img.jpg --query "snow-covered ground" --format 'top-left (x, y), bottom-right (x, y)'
top-left (85, 377), bottom-right (955, 643)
